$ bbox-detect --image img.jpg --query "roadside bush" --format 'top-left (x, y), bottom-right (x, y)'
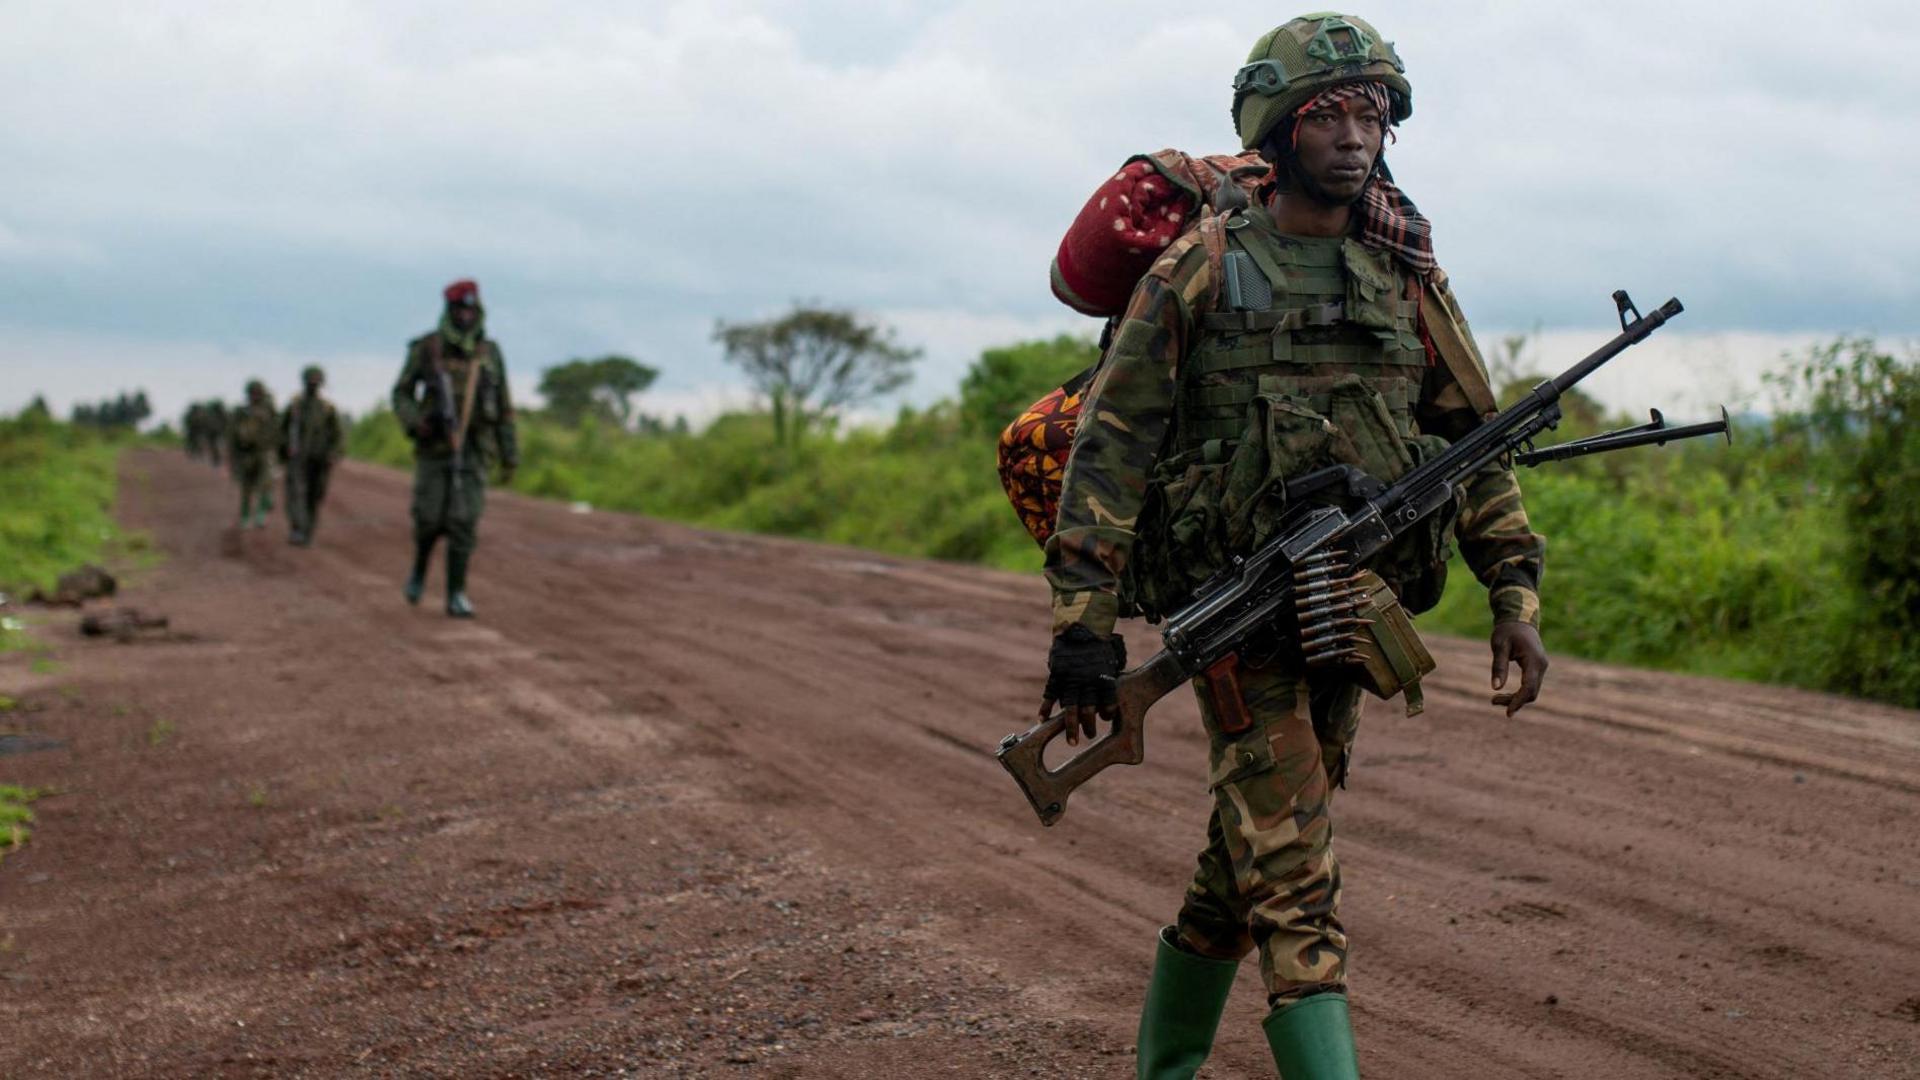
top-left (0, 411), bottom-right (123, 594)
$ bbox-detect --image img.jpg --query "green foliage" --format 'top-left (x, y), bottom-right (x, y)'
top-left (958, 334), bottom-right (1100, 439)
top-left (537, 355), bottom-right (659, 427)
top-left (1427, 337), bottom-right (1920, 706)
top-left (1769, 338), bottom-right (1920, 702)
top-left (0, 784), bottom-right (44, 859)
top-left (0, 409), bottom-right (123, 593)
top-left (70, 390), bottom-right (151, 430)
top-left (344, 405), bottom-right (414, 469)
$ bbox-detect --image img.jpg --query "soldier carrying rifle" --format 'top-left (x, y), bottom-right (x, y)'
top-left (280, 364), bottom-right (344, 548)
top-left (1037, 14), bottom-right (1548, 1077)
top-left (390, 279), bottom-right (519, 618)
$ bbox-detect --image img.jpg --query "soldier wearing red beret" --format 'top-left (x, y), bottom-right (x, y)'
top-left (390, 279), bottom-right (519, 617)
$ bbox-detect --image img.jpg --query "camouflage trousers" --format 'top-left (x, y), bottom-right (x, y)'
top-left (233, 453), bottom-right (272, 515)
top-left (1173, 662), bottom-right (1364, 1001)
top-left (410, 457), bottom-right (486, 558)
top-left (284, 458), bottom-right (332, 537)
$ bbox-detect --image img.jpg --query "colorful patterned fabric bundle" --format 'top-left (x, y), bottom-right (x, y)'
top-left (997, 368), bottom-right (1095, 545)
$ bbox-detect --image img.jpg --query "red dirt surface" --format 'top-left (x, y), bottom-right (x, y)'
top-left (2, 449), bottom-right (1917, 1078)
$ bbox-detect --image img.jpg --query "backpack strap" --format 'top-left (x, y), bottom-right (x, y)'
top-left (453, 340), bottom-right (486, 454)
top-left (1418, 269), bottom-right (1499, 417)
top-left (1194, 212), bottom-right (1231, 311)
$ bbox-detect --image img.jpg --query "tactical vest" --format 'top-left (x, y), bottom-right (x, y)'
top-left (1177, 207), bottom-right (1426, 450)
top-left (286, 395), bottom-right (336, 462)
top-left (1132, 207), bottom-right (1454, 619)
top-left (418, 334), bottom-right (506, 462)
top-left (232, 402), bottom-right (277, 455)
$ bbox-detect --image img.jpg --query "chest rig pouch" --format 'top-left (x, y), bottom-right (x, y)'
top-left (1133, 209), bottom-right (1456, 623)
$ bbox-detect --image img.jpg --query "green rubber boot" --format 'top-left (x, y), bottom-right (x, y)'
top-left (1136, 927), bottom-right (1240, 1080)
top-left (445, 547), bottom-right (475, 619)
top-left (404, 536), bottom-right (435, 606)
top-left (1262, 992), bottom-right (1359, 1080)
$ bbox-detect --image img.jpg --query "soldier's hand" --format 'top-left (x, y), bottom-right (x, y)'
top-left (1490, 621), bottom-right (1548, 717)
top-left (500, 464), bottom-right (517, 486)
top-left (1040, 626), bottom-right (1126, 747)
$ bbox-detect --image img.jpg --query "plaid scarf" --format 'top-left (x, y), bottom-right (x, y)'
top-left (1286, 81), bottom-right (1435, 275)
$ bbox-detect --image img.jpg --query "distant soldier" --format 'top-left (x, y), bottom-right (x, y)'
top-left (390, 279), bottom-right (519, 617)
top-left (229, 380), bottom-right (280, 529)
top-left (205, 400), bottom-right (229, 468)
top-left (183, 402), bottom-right (207, 460)
top-left (280, 365), bottom-right (345, 547)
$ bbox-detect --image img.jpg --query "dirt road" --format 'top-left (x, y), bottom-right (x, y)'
top-left (2, 449), bottom-right (1916, 1078)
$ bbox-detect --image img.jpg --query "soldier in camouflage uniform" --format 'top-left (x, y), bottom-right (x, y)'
top-left (1039, 15), bottom-right (1549, 1079)
top-left (183, 402), bottom-right (206, 461)
top-left (229, 380), bottom-right (280, 529)
top-left (391, 279), bottom-right (518, 618)
top-left (205, 400), bottom-right (228, 468)
top-left (280, 365), bottom-right (345, 548)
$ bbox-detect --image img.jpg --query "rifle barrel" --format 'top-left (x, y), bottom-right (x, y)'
top-left (1549, 298), bottom-right (1684, 397)
top-left (1514, 411), bottom-right (1729, 467)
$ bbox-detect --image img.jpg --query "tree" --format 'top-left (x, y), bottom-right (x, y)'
top-left (537, 355), bottom-right (658, 428)
top-left (68, 391), bottom-right (150, 429)
top-left (712, 305), bottom-right (920, 445)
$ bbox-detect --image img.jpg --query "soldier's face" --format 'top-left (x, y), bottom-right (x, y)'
top-left (1291, 96), bottom-right (1384, 205)
top-left (450, 304), bottom-right (479, 331)
top-left (304, 373), bottom-right (323, 393)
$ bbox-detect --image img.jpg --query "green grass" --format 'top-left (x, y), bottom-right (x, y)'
top-left (0, 413), bottom-right (124, 595)
top-left (0, 785), bottom-right (46, 860)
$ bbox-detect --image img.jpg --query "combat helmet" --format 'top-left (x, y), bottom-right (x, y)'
top-left (1233, 13), bottom-right (1411, 151)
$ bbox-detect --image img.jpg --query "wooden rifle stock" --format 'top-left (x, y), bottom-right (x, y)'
top-left (995, 650), bottom-right (1190, 826)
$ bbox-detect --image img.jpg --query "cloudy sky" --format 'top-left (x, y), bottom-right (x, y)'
top-left (3, 0), bottom-right (1915, 425)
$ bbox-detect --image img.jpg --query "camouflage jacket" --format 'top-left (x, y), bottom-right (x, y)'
top-left (280, 392), bottom-right (344, 464)
top-left (390, 331), bottom-right (519, 469)
top-left (1044, 215), bottom-right (1544, 639)
top-left (229, 399), bottom-right (281, 461)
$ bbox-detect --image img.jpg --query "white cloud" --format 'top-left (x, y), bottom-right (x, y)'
top-left (0, 0), bottom-right (1915, 422)
top-left (1486, 327), bottom-right (1852, 418)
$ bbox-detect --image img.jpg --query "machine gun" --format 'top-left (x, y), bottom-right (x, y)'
top-left (422, 343), bottom-right (481, 503)
top-left (997, 291), bottom-right (1728, 826)
top-left (433, 366), bottom-right (465, 502)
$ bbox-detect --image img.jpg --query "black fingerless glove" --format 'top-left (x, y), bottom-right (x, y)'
top-left (1045, 625), bottom-right (1127, 708)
